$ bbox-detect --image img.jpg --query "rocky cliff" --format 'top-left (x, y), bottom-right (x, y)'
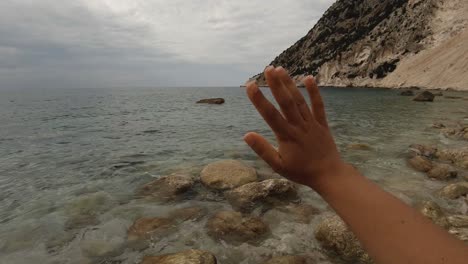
top-left (250, 0), bottom-right (468, 91)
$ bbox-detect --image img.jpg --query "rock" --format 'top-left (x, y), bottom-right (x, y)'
top-left (127, 217), bottom-right (173, 241)
top-left (346, 143), bottom-right (372, 151)
top-left (449, 228), bottom-right (468, 242)
top-left (432, 123), bottom-right (446, 129)
top-left (196, 98), bottom-right (225, 104)
top-left (80, 220), bottom-right (127, 258)
top-left (138, 173), bottom-right (194, 201)
top-left (444, 96), bottom-right (462, 99)
top-left (447, 215), bottom-right (468, 228)
top-left (417, 201), bottom-right (450, 228)
top-left (433, 91), bottom-right (443, 96)
top-left (400, 90), bottom-right (414, 96)
top-left (64, 192), bottom-right (117, 230)
top-left (407, 156), bottom-right (432, 172)
top-left (439, 182), bottom-right (468, 199)
top-left (436, 147), bottom-right (468, 169)
top-left (206, 211), bottom-right (269, 243)
top-left (168, 206), bottom-right (206, 222)
top-left (263, 255), bottom-right (308, 264)
top-left (413, 91), bottom-right (435, 102)
top-left (315, 215), bottom-right (372, 264)
top-left (408, 144), bottom-right (437, 159)
top-left (141, 249), bottom-right (217, 264)
top-left (427, 164), bottom-right (457, 180)
top-left (225, 179), bottom-right (298, 212)
top-left (200, 160), bottom-right (257, 190)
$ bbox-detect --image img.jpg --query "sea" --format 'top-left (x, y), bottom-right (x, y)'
top-left (0, 86), bottom-right (467, 263)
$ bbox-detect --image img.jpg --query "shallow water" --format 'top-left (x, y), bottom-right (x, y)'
top-left (0, 87), bottom-right (467, 263)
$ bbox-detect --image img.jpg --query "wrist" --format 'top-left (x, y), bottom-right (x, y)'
top-left (306, 162), bottom-right (356, 192)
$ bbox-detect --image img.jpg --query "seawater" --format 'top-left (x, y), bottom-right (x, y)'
top-left (0, 87), bottom-right (467, 263)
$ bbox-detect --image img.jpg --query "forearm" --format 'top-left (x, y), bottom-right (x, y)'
top-left (309, 163), bottom-right (468, 264)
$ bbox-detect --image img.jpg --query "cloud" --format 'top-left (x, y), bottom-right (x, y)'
top-left (0, 0), bottom-right (334, 88)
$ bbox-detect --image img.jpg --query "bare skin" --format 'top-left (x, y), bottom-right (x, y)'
top-left (244, 66), bottom-right (468, 264)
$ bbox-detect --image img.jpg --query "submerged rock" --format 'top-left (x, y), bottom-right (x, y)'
top-left (127, 217), bottom-right (173, 241)
top-left (432, 123), bottom-right (446, 129)
top-left (80, 220), bottom-right (127, 258)
top-left (141, 249), bottom-right (217, 264)
top-left (200, 160), bottom-right (257, 190)
top-left (138, 173), bottom-right (194, 201)
top-left (447, 215), bottom-right (468, 228)
top-left (400, 90), bottom-right (414, 96)
top-left (417, 201), bottom-right (450, 229)
top-left (408, 156), bottom-right (433, 172)
top-left (264, 204), bottom-right (319, 225)
top-left (315, 215), bottom-right (372, 264)
top-left (408, 144), bottom-right (437, 159)
top-left (427, 164), bottom-right (457, 181)
top-left (346, 143), bottom-right (372, 151)
top-left (449, 228), bottom-right (468, 242)
top-left (263, 255), bottom-right (309, 264)
top-left (225, 179), bottom-right (298, 212)
top-left (168, 206), bottom-right (206, 222)
top-left (439, 182), bottom-right (468, 200)
top-left (206, 211), bottom-right (269, 243)
top-left (413, 91), bottom-right (435, 102)
top-left (436, 147), bottom-right (468, 169)
top-left (196, 98), bottom-right (225, 104)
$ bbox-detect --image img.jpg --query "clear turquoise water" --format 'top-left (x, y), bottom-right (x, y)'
top-left (0, 87), bottom-right (467, 263)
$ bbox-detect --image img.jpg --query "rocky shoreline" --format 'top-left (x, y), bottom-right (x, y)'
top-left (114, 121), bottom-right (468, 264)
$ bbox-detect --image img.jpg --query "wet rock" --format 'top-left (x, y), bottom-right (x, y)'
top-left (80, 220), bottom-right (127, 258)
top-left (200, 160), bottom-right (257, 190)
top-left (427, 164), bottom-right (457, 181)
top-left (346, 143), bottom-right (372, 151)
top-left (265, 204), bottom-right (319, 224)
top-left (408, 144), bottom-right (437, 159)
top-left (436, 147), bottom-right (468, 169)
top-left (417, 201), bottom-right (450, 228)
top-left (263, 255), bottom-right (308, 264)
top-left (407, 156), bottom-right (432, 172)
top-left (315, 215), bottom-right (372, 264)
top-left (206, 211), bottom-right (269, 243)
top-left (141, 249), bottom-right (217, 264)
top-left (138, 173), bottom-right (194, 201)
top-left (127, 217), bottom-right (173, 241)
top-left (399, 90), bottom-right (414, 96)
top-left (196, 98), bottom-right (225, 104)
top-left (449, 228), bottom-right (468, 242)
top-left (225, 179), bottom-right (298, 212)
top-left (444, 96), bottom-right (463, 99)
top-left (432, 123), bottom-right (446, 129)
top-left (413, 91), bottom-right (435, 102)
top-left (168, 206), bottom-right (206, 222)
top-left (65, 191), bottom-right (117, 230)
top-left (433, 91), bottom-right (443, 96)
top-left (447, 215), bottom-right (468, 228)
top-left (439, 182), bottom-right (468, 199)
top-left (441, 126), bottom-right (468, 141)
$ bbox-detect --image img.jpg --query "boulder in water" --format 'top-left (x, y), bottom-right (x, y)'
top-left (435, 147), bottom-right (468, 169)
top-left (400, 90), bottom-right (414, 96)
top-left (439, 182), bottom-right (468, 199)
top-left (346, 143), bottom-right (372, 151)
top-left (127, 217), bottom-right (173, 241)
top-left (80, 219), bottom-right (127, 258)
top-left (141, 249), bottom-right (217, 264)
top-left (206, 211), bottom-right (269, 243)
top-left (315, 215), bottom-right (372, 264)
top-left (413, 91), bottom-right (435, 102)
top-left (200, 160), bottom-right (257, 190)
top-left (263, 255), bottom-right (309, 264)
top-left (408, 144), bottom-right (437, 159)
top-left (138, 173), bottom-right (194, 201)
top-left (426, 164), bottom-right (457, 180)
top-left (168, 206), bottom-right (207, 223)
top-left (225, 179), bottom-right (298, 212)
top-left (447, 215), bottom-right (468, 228)
top-left (407, 156), bottom-right (433, 172)
top-left (196, 98), bottom-right (225, 104)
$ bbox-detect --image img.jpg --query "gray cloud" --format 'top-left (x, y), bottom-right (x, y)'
top-left (0, 0), bottom-right (334, 89)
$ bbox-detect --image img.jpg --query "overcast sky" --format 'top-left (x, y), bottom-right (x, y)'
top-left (0, 0), bottom-right (334, 89)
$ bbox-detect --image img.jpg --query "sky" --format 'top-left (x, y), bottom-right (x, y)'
top-left (0, 0), bottom-right (335, 88)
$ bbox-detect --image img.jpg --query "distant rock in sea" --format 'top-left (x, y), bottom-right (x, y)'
top-left (248, 0), bottom-right (468, 91)
top-left (196, 98), bottom-right (225, 104)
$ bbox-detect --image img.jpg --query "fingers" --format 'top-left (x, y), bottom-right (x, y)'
top-left (244, 132), bottom-right (282, 172)
top-left (304, 76), bottom-right (328, 127)
top-left (264, 66), bottom-right (303, 125)
top-left (245, 81), bottom-right (290, 139)
top-left (276, 67), bottom-right (312, 122)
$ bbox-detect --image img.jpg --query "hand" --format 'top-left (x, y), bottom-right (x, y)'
top-left (244, 66), bottom-right (346, 187)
